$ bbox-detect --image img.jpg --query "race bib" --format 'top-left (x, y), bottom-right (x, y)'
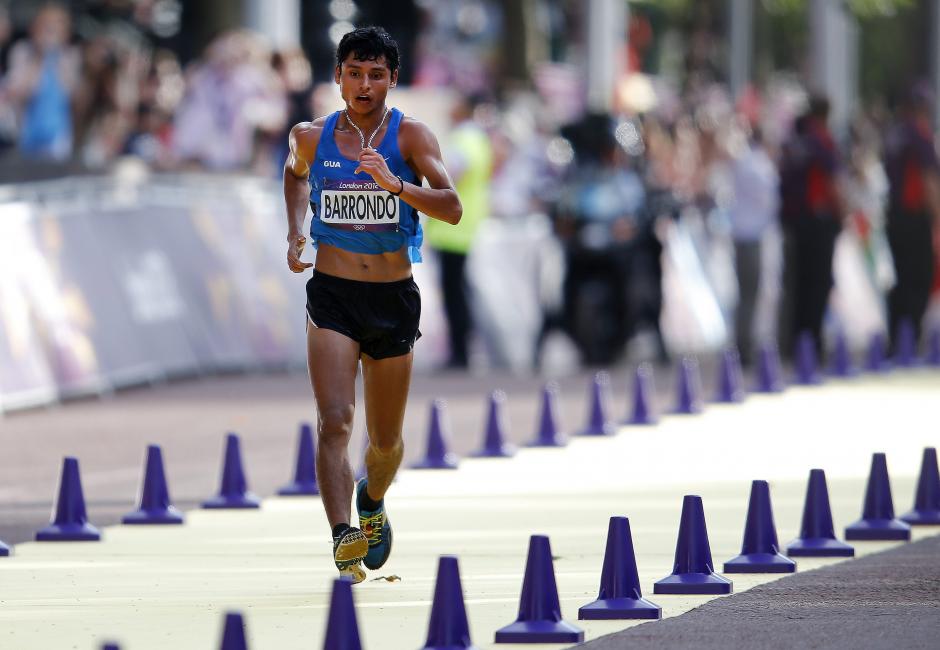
top-left (320, 179), bottom-right (399, 231)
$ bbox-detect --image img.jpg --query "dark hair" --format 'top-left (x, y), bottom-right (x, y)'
top-left (807, 94), bottom-right (830, 120)
top-left (335, 26), bottom-right (400, 74)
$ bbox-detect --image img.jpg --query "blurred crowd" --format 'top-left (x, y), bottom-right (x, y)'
top-left (433, 82), bottom-right (940, 372)
top-left (0, 3), bottom-right (311, 175)
top-left (2, 3), bottom-right (938, 373)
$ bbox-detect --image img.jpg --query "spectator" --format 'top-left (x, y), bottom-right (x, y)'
top-left (556, 113), bottom-right (646, 364)
top-left (778, 96), bottom-right (844, 358)
top-left (840, 117), bottom-right (893, 320)
top-left (172, 30), bottom-right (286, 171)
top-left (271, 47), bottom-right (314, 175)
top-left (425, 93), bottom-right (493, 370)
top-left (4, 3), bottom-right (79, 160)
top-left (0, 4), bottom-right (16, 150)
top-left (728, 125), bottom-right (779, 366)
top-left (883, 86), bottom-right (940, 349)
top-left (72, 34), bottom-right (142, 167)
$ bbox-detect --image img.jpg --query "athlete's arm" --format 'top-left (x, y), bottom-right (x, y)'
top-left (283, 121), bottom-right (322, 273)
top-left (355, 118), bottom-right (462, 225)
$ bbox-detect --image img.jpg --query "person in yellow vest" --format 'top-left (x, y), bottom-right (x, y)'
top-left (425, 93), bottom-right (493, 369)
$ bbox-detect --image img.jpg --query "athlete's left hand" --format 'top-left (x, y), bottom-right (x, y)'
top-left (354, 147), bottom-right (397, 190)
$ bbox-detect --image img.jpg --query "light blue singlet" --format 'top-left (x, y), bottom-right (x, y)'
top-left (308, 107), bottom-right (423, 262)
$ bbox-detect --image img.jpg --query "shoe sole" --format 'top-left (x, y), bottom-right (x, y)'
top-left (334, 529), bottom-right (368, 584)
top-left (339, 563), bottom-right (367, 584)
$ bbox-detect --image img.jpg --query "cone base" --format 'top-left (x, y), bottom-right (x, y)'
top-left (723, 552), bottom-right (796, 574)
top-left (623, 414), bottom-right (658, 426)
top-left (202, 493), bottom-right (261, 509)
top-left (122, 507), bottom-right (184, 525)
top-left (410, 457), bottom-right (459, 470)
top-left (653, 572), bottom-right (732, 595)
top-left (277, 481), bottom-right (320, 496)
top-left (829, 366), bottom-right (858, 378)
top-left (471, 446), bottom-right (516, 459)
top-left (577, 424), bottom-right (617, 436)
top-left (866, 361), bottom-right (892, 373)
top-left (36, 523), bottom-right (101, 542)
top-left (794, 374), bottom-right (822, 386)
top-left (786, 537), bottom-right (854, 557)
top-left (672, 404), bottom-right (704, 415)
top-left (494, 620), bottom-right (583, 643)
top-left (578, 597), bottom-right (661, 620)
top-left (525, 437), bottom-right (566, 448)
top-left (713, 392), bottom-right (745, 404)
top-left (0, 541), bottom-right (10, 556)
top-left (899, 509), bottom-right (940, 525)
top-left (844, 518), bottom-right (911, 541)
top-left (753, 382), bottom-right (784, 394)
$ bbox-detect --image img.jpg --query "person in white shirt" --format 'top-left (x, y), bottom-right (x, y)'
top-left (728, 127), bottom-right (779, 366)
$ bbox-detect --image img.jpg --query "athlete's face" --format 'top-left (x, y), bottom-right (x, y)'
top-left (335, 54), bottom-right (398, 115)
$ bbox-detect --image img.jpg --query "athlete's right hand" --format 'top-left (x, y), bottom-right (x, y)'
top-left (287, 233), bottom-right (313, 273)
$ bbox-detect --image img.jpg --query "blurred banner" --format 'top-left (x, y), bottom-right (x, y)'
top-left (0, 174), bottom-right (314, 412)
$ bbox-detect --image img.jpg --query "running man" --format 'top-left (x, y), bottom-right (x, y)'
top-left (283, 27), bottom-right (462, 582)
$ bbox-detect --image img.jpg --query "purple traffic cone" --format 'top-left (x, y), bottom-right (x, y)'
top-left (894, 317), bottom-right (919, 366)
top-left (866, 332), bottom-right (891, 372)
top-left (411, 400), bottom-right (459, 469)
top-left (202, 433), bottom-right (261, 509)
top-left (723, 481), bottom-right (795, 573)
top-left (0, 540), bottom-right (9, 557)
top-left (422, 556), bottom-right (477, 649)
top-left (714, 348), bottom-right (746, 403)
top-left (101, 644), bottom-right (120, 650)
top-left (927, 327), bottom-right (940, 366)
top-left (624, 363), bottom-right (658, 425)
top-left (794, 331), bottom-right (821, 385)
top-left (323, 578), bottom-right (362, 650)
top-left (786, 469), bottom-right (854, 557)
top-left (219, 611), bottom-right (248, 650)
top-left (829, 332), bottom-right (856, 378)
top-left (495, 535), bottom-right (584, 643)
top-left (473, 391), bottom-right (516, 458)
top-left (122, 445), bottom-right (184, 524)
top-left (579, 517), bottom-right (661, 620)
top-left (900, 447), bottom-right (940, 525)
top-left (527, 383), bottom-right (567, 447)
top-left (845, 453), bottom-right (910, 541)
top-left (278, 423), bottom-right (319, 496)
top-left (579, 372), bottom-right (616, 436)
top-left (674, 357), bottom-right (704, 414)
top-left (654, 495), bottom-right (732, 594)
top-left (35, 457), bottom-right (100, 541)
top-left (754, 342), bottom-right (784, 393)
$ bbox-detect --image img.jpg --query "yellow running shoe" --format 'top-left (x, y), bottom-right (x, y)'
top-left (333, 526), bottom-right (368, 584)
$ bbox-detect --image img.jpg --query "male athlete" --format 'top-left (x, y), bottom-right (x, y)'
top-left (283, 27), bottom-right (461, 582)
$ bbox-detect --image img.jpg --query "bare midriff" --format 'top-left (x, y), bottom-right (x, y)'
top-left (314, 242), bottom-right (413, 282)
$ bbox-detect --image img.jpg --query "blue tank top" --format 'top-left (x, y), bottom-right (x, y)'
top-left (309, 108), bottom-right (423, 262)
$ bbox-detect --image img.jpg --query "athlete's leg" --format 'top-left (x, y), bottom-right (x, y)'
top-left (360, 350), bottom-right (413, 501)
top-left (307, 324), bottom-right (360, 528)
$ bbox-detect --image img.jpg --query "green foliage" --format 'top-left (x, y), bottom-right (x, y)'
top-left (760, 0), bottom-right (917, 18)
top-left (848, 0), bottom-right (916, 18)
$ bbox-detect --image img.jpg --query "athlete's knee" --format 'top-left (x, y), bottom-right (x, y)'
top-left (317, 404), bottom-right (355, 441)
top-left (368, 437), bottom-right (403, 457)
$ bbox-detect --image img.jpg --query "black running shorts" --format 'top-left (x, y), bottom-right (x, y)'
top-left (305, 271), bottom-right (421, 360)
